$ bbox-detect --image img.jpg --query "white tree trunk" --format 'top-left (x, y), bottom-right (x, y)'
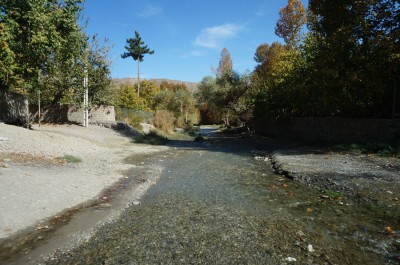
top-left (137, 60), bottom-right (140, 97)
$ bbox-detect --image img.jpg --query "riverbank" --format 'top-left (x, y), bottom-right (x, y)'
top-left (0, 123), bottom-right (168, 241)
top-left (1, 124), bottom-right (400, 264)
top-left (268, 143), bottom-right (400, 222)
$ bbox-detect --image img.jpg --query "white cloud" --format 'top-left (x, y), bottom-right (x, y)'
top-left (181, 50), bottom-right (206, 59)
top-left (194, 23), bottom-right (246, 48)
top-left (136, 5), bottom-right (163, 18)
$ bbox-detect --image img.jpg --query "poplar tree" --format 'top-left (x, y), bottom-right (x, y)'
top-left (275, 0), bottom-right (307, 48)
top-left (121, 31), bottom-right (154, 97)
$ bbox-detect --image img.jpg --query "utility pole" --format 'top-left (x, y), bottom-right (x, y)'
top-left (38, 89), bottom-right (41, 127)
top-left (83, 69), bottom-right (89, 127)
top-left (37, 70), bottom-right (41, 127)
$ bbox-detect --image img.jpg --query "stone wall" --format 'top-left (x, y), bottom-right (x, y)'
top-left (0, 91), bottom-right (29, 126)
top-left (30, 105), bottom-right (116, 125)
top-left (68, 105), bottom-right (116, 124)
top-left (254, 117), bottom-right (400, 143)
top-left (30, 105), bottom-right (70, 124)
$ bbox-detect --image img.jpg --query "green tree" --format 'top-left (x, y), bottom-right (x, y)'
top-left (0, 0), bottom-right (85, 96)
top-left (121, 31), bottom-right (154, 97)
top-left (86, 35), bottom-right (112, 105)
top-left (115, 83), bottom-right (149, 111)
top-left (196, 71), bottom-right (252, 126)
top-left (307, 0), bottom-right (400, 118)
top-left (0, 0), bottom-right (112, 110)
top-left (138, 80), bottom-right (160, 107)
top-left (153, 81), bottom-right (197, 127)
top-left (275, 0), bottom-right (307, 48)
top-left (0, 22), bottom-right (16, 90)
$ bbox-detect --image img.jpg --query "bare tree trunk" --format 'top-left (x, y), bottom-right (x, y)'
top-left (225, 113), bottom-right (230, 127)
top-left (137, 60), bottom-right (140, 97)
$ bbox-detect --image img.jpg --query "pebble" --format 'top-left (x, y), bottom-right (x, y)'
top-left (285, 257), bottom-right (297, 262)
top-left (307, 244), bottom-right (314, 252)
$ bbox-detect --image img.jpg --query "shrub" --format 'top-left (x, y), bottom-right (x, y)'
top-left (194, 134), bottom-right (206, 142)
top-left (124, 112), bottom-right (143, 131)
top-left (153, 110), bottom-right (175, 133)
top-left (133, 131), bottom-right (169, 145)
top-left (115, 107), bottom-right (145, 130)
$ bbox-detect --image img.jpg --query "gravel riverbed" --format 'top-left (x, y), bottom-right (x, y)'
top-left (1, 124), bottom-right (399, 264)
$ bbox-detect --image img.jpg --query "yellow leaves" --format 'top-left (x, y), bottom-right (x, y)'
top-left (275, 0), bottom-right (307, 47)
top-left (384, 226), bottom-right (397, 238)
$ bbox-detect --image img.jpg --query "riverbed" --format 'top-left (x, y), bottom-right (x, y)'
top-left (5, 127), bottom-right (400, 264)
top-left (39, 129), bottom-right (399, 264)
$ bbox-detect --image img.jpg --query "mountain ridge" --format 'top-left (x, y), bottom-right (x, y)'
top-left (112, 78), bottom-right (199, 93)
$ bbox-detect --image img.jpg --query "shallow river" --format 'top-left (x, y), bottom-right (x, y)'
top-left (10, 128), bottom-right (400, 264)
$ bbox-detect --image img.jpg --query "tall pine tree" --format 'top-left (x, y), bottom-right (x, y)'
top-left (121, 31), bottom-right (154, 97)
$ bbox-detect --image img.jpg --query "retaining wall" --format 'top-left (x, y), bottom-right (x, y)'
top-left (0, 91), bottom-right (29, 126)
top-left (254, 117), bottom-right (400, 143)
top-left (29, 105), bottom-right (116, 125)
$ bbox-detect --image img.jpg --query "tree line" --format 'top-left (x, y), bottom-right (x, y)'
top-left (0, 0), bottom-right (111, 106)
top-left (112, 80), bottom-right (198, 132)
top-left (2, 0), bottom-right (398, 131)
top-left (196, 0), bottom-right (400, 127)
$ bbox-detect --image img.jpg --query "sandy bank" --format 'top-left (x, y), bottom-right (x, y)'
top-left (0, 123), bottom-right (167, 239)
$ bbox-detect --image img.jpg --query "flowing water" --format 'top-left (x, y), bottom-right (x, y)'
top-left (8, 128), bottom-right (400, 264)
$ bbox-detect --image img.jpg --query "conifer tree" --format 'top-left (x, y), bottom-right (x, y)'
top-left (121, 31), bottom-right (154, 97)
top-left (217, 48), bottom-right (233, 77)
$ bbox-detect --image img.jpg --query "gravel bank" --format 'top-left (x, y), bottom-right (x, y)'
top-left (0, 123), bottom-right (167, 239)
top-left (270, 147), bottom-right (400, 207)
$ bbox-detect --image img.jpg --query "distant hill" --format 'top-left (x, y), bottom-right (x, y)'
top-left (112, 78), bottom-right (199, 93)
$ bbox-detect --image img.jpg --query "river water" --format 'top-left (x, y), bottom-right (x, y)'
top-left (13, 128), bottom-right (400, 264)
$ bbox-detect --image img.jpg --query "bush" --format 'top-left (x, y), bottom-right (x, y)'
top-left (334, 142), bottom-right (400, 157)
top-left (133, 131), bottom-right (169, 145)
top-left (153, 110), bottom-right (175, 133)
top-left (194, 134), bottom-right (206, 142)
top-left (124, 112), bottom-right (143, 131)
top-left (115, 108), bottom-right (149, 131)
top-left (184, 122), bottom-right (199, 136)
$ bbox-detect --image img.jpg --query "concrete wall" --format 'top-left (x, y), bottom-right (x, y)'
top-left (254, 117), bottom-right (400, 143)
top-left (0, 91), bottom-right (29, 126)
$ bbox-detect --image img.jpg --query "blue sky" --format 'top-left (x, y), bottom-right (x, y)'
top-left (83, 0), bottom-right (308, 83)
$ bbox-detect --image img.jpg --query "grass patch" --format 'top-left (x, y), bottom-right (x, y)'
top-left (334, 142), bottom-right (400, 157)
top-left (194, 134), bottom-right (206, 142)
top-left (323, 189), bottom-right (343, 199)
top-left (133, 131), bottom-right (169, 145)
top-left (57, 155), bottom-right (82, 163)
